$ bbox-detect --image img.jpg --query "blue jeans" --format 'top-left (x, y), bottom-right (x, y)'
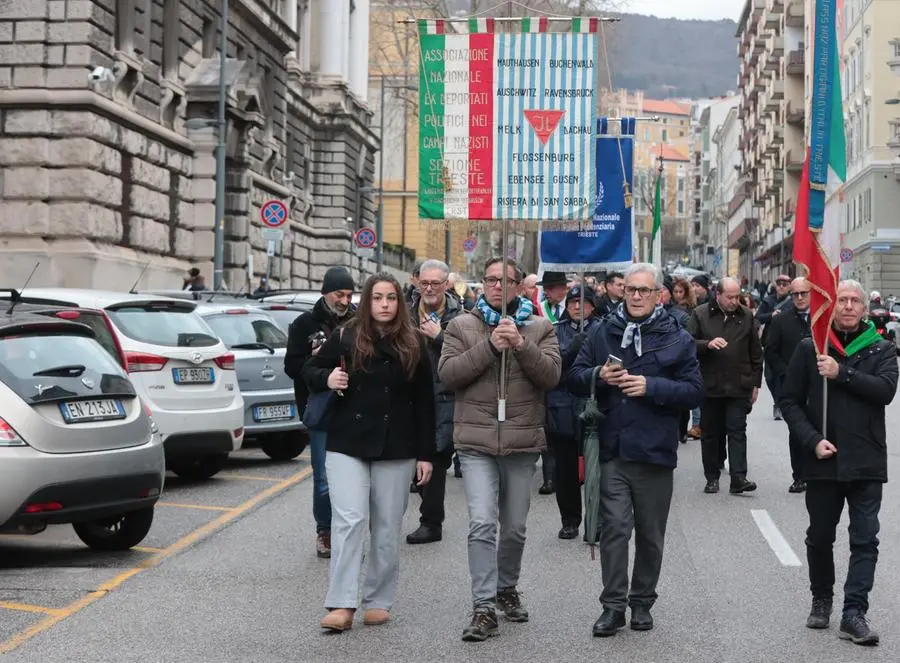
top-left (309, 430), bottom-right (331, 533)
top-left (691, 406), bottom-right (701, 427)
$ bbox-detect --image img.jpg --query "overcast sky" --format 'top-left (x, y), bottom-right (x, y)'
top-left (624, 0), bottom-right (746, 21)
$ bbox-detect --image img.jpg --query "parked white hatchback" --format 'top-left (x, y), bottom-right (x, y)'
top-left (4, 290), bottom-right (245, 480)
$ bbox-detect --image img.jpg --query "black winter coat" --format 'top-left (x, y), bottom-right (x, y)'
top-left (688, 300), bottom-right (763, 399)
top-left (283, 298), bottom-right (355, 412)
top-left (302, 325), bottom-right (437, 463)
top-left (545, 313), bottom-right (594, 440)
top-left (764, 304), bottom-right (810, 382)
top-left (781, 334), bottom-right (898, 482)
top-left (409, 291), bottom-right (464, 453)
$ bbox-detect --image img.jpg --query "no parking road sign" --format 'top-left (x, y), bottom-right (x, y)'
top-left (260, 199), bottom-right (288, 228)
top-left (840, 247), bottom-right (853, 263)
top-left (355, 227), bottom-right (377, 249)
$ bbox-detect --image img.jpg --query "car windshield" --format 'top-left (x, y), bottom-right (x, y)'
top-left (107, 305), bottom-right (219, 347)
top-left (0, 332), bottom-right (132, 402)
top-left (204, 313), bottom-right (288, 349)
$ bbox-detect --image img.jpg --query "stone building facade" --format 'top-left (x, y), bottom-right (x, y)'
top-left (0, 0), bottom-right (378, 291)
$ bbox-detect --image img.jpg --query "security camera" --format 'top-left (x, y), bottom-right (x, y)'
top-left (88, 66), bottom-right (114, 85)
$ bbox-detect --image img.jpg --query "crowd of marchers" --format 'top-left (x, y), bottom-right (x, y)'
top-left (281, 258), bottom-right (896, 648)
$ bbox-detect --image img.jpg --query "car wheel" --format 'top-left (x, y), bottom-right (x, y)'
top-left (73, 507), bottom-right (154, 551)
top-left (168, 453), bottom-right (229, 480)
top-left (260, 431), bottom-right (308, 461)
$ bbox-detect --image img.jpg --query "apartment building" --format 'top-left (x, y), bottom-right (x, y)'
top-left (734, 0), bottom-right (805, 281)
top-left (836, 0), bottom-right (900, 294)
top-left (603, 90), bottom-right (693, 264)
top-left (689, 95), bottom-right (741, 276)
top-left (0, 0), bottom-right (378, 289)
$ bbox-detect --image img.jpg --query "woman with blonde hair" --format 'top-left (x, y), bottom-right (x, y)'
top-left (304, 272), bottom-right (436, 632)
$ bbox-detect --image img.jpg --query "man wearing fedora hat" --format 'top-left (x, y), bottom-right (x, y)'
top-left (536, 272), bottom-right (569, 323)
top-left (534, 271), bottom-right (568, 493)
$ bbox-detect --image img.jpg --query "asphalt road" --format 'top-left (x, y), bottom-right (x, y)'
top-left (2, 385), bottom-right (900, 662)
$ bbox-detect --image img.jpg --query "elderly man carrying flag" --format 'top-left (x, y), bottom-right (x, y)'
top-left (783, 0), bottom-right (899, 646)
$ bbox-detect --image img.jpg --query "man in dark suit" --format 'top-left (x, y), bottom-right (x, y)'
top-left (764, 277), bottom-right (811, 493)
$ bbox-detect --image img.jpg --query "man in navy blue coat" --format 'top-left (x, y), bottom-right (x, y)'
top-left (569, 263), bottom-right (703, 638)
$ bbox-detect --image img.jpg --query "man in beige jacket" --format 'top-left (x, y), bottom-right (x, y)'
top-left (439, 257), bottom-right (561, 643)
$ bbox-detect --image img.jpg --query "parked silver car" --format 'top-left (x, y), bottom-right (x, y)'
top-left (0, 309), bottom-right (165, 550)
top-left (195, 304), bottom-right (306, 460)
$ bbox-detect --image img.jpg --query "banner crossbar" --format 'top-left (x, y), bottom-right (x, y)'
top-left (399, 16), bottom-right (621, 25)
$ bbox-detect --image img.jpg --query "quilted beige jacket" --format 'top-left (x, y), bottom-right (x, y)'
top-left (438, 308), bottom-right (561, 455)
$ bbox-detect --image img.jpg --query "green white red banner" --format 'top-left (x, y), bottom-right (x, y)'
top-left (417, 19), bottom-right (598, 223)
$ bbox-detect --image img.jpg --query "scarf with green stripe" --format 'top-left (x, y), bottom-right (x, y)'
top-left (828, 320), bottom-right (882, 357)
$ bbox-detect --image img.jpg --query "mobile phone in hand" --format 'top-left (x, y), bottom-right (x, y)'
top-left (606, 353), bottom-right (624, 368)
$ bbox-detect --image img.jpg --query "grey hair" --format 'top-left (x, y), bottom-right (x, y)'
top-left (624, 262), bottom-right (661, 287)
top-left (838, 279), bottom-right (868, 307)
top-left (419, 259), bottom-right (450, 277)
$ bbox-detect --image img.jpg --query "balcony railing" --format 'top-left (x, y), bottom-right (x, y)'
top-left (786, 100), bottom-right (804, 126)
top-left (771, 34), bottom-right (784, 56)
top-left (786, 0), bottom-right (803, 27)
top-left (785, 149), bottom-right (804, 172)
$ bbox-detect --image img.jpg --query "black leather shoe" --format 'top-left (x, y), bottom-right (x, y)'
top-left (839, 613), bottom-right (879, 646)
top-left (806, 597), bottom-right (832, 629)
top-left (406, 525), bottom-right (442, 545)
top-left (630, 605), bottom-right (653, 631)
top-left (558, 525), bottom-right (579, 540)
top-left (538, 481), bottom-right (555, 495)
top-left (789, 479), bottom-right (807, 493)
top-left (592, 608), bottom-right (626, 637)
top-left (730, 475), bottom-right (757, 494)
top-left (704, 479), bottom-right (720, 494)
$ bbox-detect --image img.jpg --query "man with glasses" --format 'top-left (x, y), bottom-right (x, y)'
top-left (757, 274), bottom-right (793, 419)
top-left (405, 259), bottom-right (464, 545)
top-left (439, 257), bottom-right (561, 642)
top-left (781, 280), bottom-right (897, 646)
top-left (569, 263), bottom-right (702, 636)
top-left (688, 277), bottom-right (763, 495)
top-left (764, 277), bottom-right (812, 493)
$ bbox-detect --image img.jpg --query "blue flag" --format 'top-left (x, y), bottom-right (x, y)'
top-left (539, 118), bottom-right (635, 271)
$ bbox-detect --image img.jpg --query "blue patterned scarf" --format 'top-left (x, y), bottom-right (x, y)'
top-left (475, 295), bottom-right (535, 327)
top-left (615, 303), bottom-right (664, 357)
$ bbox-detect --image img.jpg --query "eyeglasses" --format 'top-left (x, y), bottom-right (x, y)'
top-left (484, 277), bottom-right (520, 288)
top-left (419, 280), bottom-right (447, 290)
top-left (791, 291), bottom-right (810, 298)
top-left (624, 286), bottom-right (660, 298)
top-left (776, 280), bottom-right (791, 286)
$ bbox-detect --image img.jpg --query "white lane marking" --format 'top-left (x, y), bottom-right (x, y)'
top-left (751, 509), bottom-right (803, 567)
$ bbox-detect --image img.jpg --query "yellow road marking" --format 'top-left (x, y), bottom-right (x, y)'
top-left (155, 501), bottom-right (234, 512)
top-left (0, 465), bottom-right (312, 654)
top-left (131, 546), bottom-right (163, 554)
top-left (215, 473), bottom-right (283, 483)
top-left (0, 602), bottom-right (65, 617)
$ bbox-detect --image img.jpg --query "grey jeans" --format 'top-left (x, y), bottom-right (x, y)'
top-left (598, 457), bottom-right (674, 612)
top-left (324, 452), bottom-right (415, 611)
top-left (459, 451), bottom-right (539, 607)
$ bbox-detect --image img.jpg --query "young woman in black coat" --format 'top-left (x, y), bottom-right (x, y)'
top-left (303, 273), bottom-right (436, 632)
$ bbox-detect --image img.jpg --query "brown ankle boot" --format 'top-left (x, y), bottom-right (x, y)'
top-left (320, 608), bottom-right (354, 631)
top-left (363, 608), bottom-right (391, 625)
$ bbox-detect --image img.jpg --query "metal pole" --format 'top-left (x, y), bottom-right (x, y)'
top-left (445, 227), bottom-right (451, 269)
top-left (213, 0), bottom-right (228, 291)
top-left (498, 218), bottom-right (509, 422)
top-left (397, 16), bottom-right (620, 24)
top-left (400, 30), bottom-right (410, 272)
top-left (376, 77), bottom-right (386, 272)
top-left (579, 271), bottom-right (586, 333)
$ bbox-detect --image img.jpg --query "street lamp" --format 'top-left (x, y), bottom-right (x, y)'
top-left (374, 75), bottom-right (418, 272)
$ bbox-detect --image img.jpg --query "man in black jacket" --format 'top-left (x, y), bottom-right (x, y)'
top-left (757, 274), bottom-right (792, 419)
top-left (781, 279), bottom-right (898, 646)
top-left (688, 277), bottom-right (763, 495)
top-left (764, 277), bottom-right (811, 493)
top-left (284, 266), bottom-right (355, 558)
top-left (406, 259), bottom-right (464, 545)
top-left (595, 271), bottom-right (625, 317)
